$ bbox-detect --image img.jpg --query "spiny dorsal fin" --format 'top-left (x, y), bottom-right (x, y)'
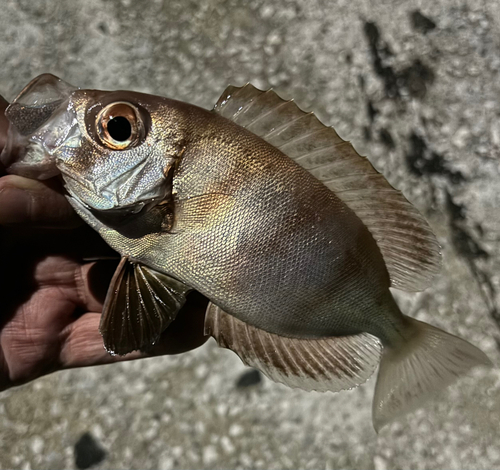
top-left (205, 302), bottom-right (382, 392)
top-left (100, 257), bottom-right (191, 355)
top-left (213, 84), bottom-right (441, 292)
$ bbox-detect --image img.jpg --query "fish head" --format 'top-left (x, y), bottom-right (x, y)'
top-left (1, 74), bottom-right (186, 224)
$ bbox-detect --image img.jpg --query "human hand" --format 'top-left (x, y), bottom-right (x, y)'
top-left (0, 97), bottom-right (209, 391)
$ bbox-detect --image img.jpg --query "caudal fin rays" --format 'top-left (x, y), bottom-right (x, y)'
top-left (372, 316), bottom-right (491, 432)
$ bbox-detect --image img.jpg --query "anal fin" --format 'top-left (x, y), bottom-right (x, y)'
top-left (205, 303), bottom-right (382, 392)
top-left (100, 257), bottom-right (191, 355)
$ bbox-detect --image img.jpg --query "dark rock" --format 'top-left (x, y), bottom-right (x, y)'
top-left (379, 128), bottom-right (395, 148)
top-left (367, 100), bottom-right (378, 123)
top-left (97, 22), bottom-right (109, 35)
top-left (363, 22), bottom-right (435, 99)
top-left (236, 369), bottom-right (262, 388)
top-left (74, 432), bottom-right (106, 470)
top-left (358, 74), bottom-right (366, 91)
top-left (445, 191), bottom-right (499, 329)
top-left (399, 59), bottom-right (435, 98)
top-left (410, 10), bottom-right (437, 34)
top-left (406, 132), bottom-right (464, 183)
top-left (445, 192), bottom-right (488, 260)
top-left (363, 21), bottom-right (399, 98)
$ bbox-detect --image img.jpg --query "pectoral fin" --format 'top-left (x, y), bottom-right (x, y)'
top-left (205, 303), bottom-right (382, 392)
top-left (100, 257), bottom-right (191, 355)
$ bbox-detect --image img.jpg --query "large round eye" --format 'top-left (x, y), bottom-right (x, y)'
top-left (96, 102), bottom-right (144, 150)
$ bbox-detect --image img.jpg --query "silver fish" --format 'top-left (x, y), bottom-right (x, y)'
top-left (1, 74), bottom-right (491, 431)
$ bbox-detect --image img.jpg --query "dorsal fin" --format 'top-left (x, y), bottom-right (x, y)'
top-left (213, 84), bottom-right (441, 292)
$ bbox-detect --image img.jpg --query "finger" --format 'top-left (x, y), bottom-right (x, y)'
top-left (78, 260), bottom-right (118, 312)
top-left (0, 174), bottom-right (81, 227)
top-left (60, 295), bottom-right (209, 370)
top-left (78, 260), bottom-right (209, 353)
top-left (59, 312), bottom-right (143, 368)
top-left (79, 260), bottom-right (209, 347)
top-left (0, 95), bottom-right (10, 177)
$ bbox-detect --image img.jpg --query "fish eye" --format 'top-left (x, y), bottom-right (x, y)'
top-left (96, 102), bottom-right (144, 150)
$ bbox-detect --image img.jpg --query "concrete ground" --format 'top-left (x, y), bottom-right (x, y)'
top-left (1, 0), bottom-right (500, 468)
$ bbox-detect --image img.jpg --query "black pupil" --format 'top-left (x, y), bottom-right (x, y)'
top-left (107, 116), bottom-right (132, 142)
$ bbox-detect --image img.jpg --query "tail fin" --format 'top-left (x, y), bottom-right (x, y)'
top-left (373, 316), bottom-right (491, 432)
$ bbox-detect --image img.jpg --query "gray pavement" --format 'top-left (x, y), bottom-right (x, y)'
top-left (0, 0), bottom-right (500, 468)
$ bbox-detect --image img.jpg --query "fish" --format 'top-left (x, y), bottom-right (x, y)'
top-left (1, 73), bottom-right (491, 431)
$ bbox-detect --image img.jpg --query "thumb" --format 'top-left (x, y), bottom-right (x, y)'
top-left (0, 174), bottom-right (81, 228)
top-left (0, 95), bottom-right (9, 177)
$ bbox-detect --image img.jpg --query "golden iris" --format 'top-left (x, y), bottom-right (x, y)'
top-left (96, 102), bottom-right (143, 150)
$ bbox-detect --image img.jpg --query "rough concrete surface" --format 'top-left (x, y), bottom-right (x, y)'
top-left (1, 0), bottom-right (500, 468)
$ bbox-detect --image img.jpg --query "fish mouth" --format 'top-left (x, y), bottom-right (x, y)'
top-left (0, 74), bottom-right (78, 180)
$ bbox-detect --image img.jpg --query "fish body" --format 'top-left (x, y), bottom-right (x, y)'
top-left (96, 106), bottom-right (397, 342)
top-left (1, 74), bottom-right (490, 431)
